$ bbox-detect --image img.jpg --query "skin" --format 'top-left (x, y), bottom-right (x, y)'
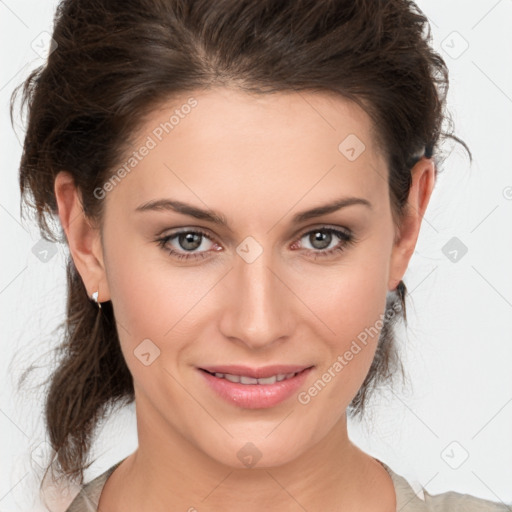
top-left (54, 87), bottom-right (435, 511)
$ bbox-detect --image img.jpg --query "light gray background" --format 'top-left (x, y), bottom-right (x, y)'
top-left (1, 0), bottom-right (511, 510)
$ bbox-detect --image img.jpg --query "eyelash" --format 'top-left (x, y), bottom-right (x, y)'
top-left (155, 227), bottom-right (356, 261)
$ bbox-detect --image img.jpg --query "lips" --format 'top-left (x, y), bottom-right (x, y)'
top-left (198, 364), bottom-right (314, 409)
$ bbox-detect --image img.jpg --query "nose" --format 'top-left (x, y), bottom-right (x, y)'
top-left (218, 245), bottom-right (296, 350)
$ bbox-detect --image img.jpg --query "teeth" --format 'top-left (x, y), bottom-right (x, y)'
top-left (277, 373), bottom-right (296, 381)
top-left (210, 371), bottom-right (299, 384)
top-left (257, 375), bottom-right (277, 385)
top-left (240, 375), bottom-right (258, 384)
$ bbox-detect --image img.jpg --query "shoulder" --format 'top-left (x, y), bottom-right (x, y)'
top-left (378, 460), bottom-right (511, 512)
top-left (421, 488), bottom-right (512, 512)
top-left (64, 459), bottom-right (125, 512)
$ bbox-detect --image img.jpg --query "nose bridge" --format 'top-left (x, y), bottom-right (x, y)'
top-left (220, 241), bottom-right (292, 349)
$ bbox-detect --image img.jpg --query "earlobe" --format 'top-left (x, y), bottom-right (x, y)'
top-left (387, 157), bottom-right (436, 291)
top-left (54, 171), bottom-right (111, 303)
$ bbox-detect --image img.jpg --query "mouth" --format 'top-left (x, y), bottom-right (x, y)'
top-left (200, 368), bottom-right (308, 385)
top-left (197, 365), bottom-right (314, 409)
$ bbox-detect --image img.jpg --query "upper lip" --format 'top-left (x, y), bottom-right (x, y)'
top-left (199, 365), bottom-right (313, 379)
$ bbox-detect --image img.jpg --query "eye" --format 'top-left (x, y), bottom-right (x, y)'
top-left (292, 227), bottom-right (356, 259)
top-left (156, 229), bottom-right (220, 260)
top-left (155, 226), bottom-right (356, 262)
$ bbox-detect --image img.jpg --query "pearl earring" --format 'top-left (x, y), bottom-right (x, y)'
top-left (91, 290), bottom-right (102, 309)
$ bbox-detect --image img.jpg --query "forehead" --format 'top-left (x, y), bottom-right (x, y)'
top-left (105, 87), bottom-right (387, 215)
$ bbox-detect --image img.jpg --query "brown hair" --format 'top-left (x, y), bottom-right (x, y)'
top-left (11, 0), bottom-right (469, 487)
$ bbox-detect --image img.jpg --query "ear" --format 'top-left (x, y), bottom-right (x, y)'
top-left (54, 171), bottom-right (111, 303)
top-left (388, 157), bottom-right (436, 291)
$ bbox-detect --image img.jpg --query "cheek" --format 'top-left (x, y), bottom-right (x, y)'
top-left (102, 224), bottom-right (180, 361)
top-left (305, 240), bottom-right (392, 398)
top-left (103, 225), bottom-right (219, 380)
top-left (103, 240), bottom-right (190, 403)
top-left (309, 238), bottom-right (391, 344)
top-left (106, 254), bottom-right (164, 337)
top-left (103, 215), bottom-right (187, 335)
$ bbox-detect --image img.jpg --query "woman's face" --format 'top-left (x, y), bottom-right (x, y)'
top-left (91, 87), bottom-right (426, 468)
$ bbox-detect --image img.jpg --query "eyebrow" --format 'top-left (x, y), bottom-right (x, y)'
top-left (135, 196), bottom-right (372, 227)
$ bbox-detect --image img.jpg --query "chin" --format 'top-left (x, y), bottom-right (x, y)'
top-left (197, 432), bottom-right (312, 470)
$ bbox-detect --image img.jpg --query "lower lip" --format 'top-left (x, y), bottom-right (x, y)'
top-left (199, 367), bottom-right (313, 409)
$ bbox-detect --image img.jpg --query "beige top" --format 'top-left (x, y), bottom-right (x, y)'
top-left (64, 457), bottom-right (511, 511)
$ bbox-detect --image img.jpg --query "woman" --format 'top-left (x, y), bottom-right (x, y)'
top-left (11, 0), bottom-right (510, 511)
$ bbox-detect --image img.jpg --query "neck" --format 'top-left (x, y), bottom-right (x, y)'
top-left (102, 395), bottom-right (395, 512)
